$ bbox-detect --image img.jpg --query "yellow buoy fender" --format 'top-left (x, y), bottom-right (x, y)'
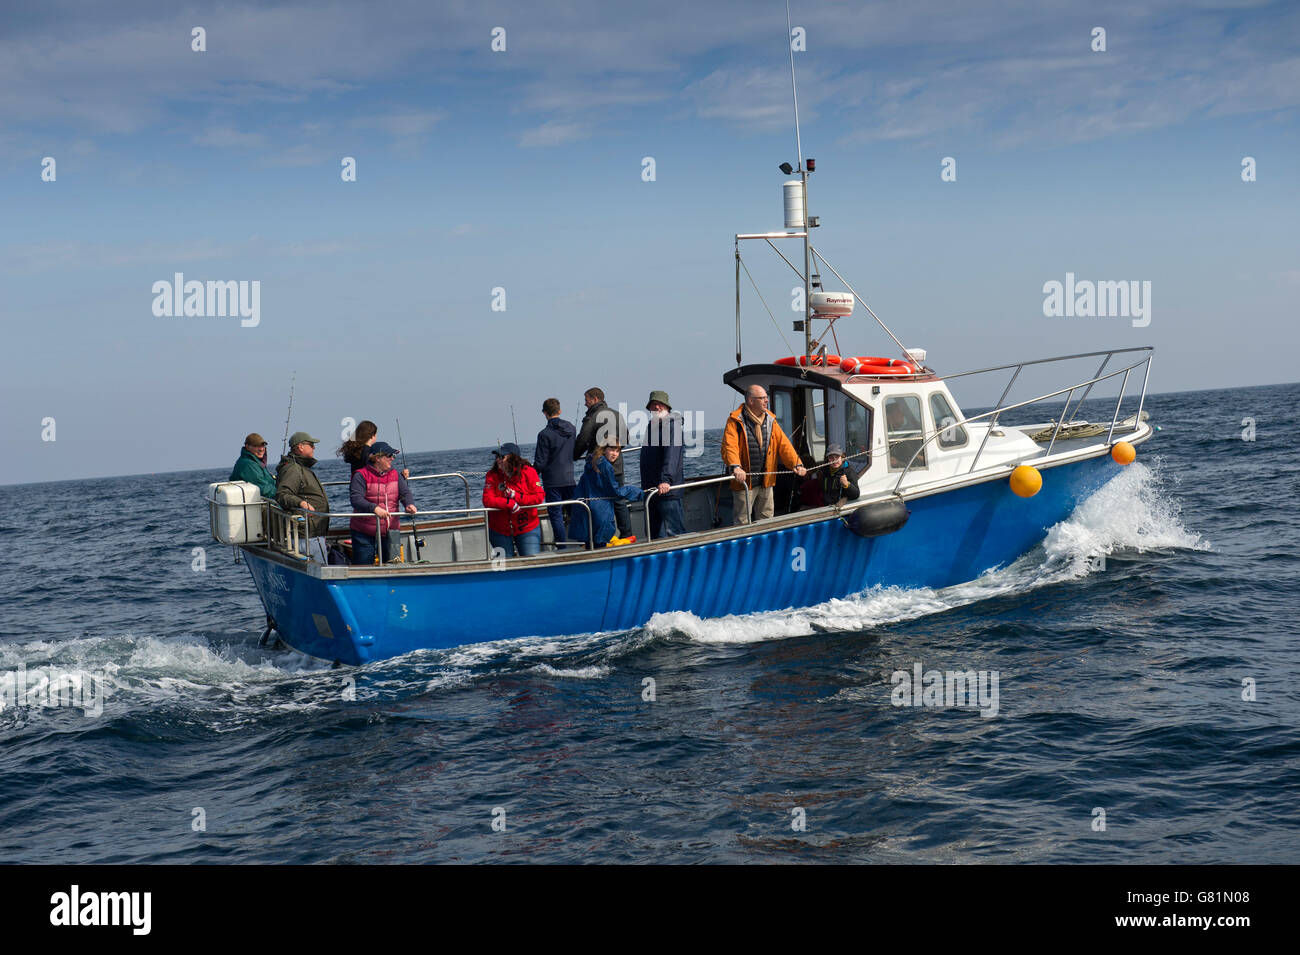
top-left (1111, 441), bottom-right (1136, 465)
top-left (1010, 465), bottom-right (1042, 498)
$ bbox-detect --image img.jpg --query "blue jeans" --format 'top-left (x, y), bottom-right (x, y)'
top-left (649, 496), bottom-right (686, 538)
top-left (544, 485), bottom-right (576, 546)
top-left (352, 527), bottom-right (399, 565)
top-left (490, 527), bottom-right (541, 558)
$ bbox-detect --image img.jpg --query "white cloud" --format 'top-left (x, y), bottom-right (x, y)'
top-left (519, 121), bottom-right (589, 147)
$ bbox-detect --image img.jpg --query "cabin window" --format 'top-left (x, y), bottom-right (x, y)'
top-left (770, 388), bottom-right (794, 437)
top-left (929, 393), bottom-right (969, 449)
top-left (805, 388), bottom-right (827, 461)
top-left (845, 400), bottom-right (871, 465)
top-left (885, 395), bottom-right (926, 471)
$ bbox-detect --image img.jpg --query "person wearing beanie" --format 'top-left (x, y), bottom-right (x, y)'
top-left (816, 443), bottom-right (862, 507)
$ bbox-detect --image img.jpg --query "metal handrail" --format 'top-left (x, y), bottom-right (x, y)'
top-left (644, 473), bottom-right (752, 541)
top-left (322, 471), bottom-right (473, 508)
top-left (965, 350), bottom-right (1143, 470)
top-left (261, 497), bottom-right (596, 563)
top-left (890, 352), bottom-right (1152, 494)
top-left (939, 346), bottom-right (1153, 381)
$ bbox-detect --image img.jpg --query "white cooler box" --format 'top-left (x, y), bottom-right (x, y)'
top-left (208, 481), bottom-right (265, 544)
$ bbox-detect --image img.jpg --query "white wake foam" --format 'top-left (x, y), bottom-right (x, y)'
top-left (645, 461), bottom-right (1205, 645)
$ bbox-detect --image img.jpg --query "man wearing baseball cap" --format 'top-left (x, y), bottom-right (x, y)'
top-left (229, 432), bottom-right (277, 497)
top-left (276, 430), bottom-right (331, 542)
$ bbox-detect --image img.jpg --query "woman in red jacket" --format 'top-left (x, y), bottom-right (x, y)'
top-left (482, 442), bottom-right (546, 557)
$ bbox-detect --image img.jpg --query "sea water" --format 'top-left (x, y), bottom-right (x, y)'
top-left (1, 383), bottom-right (1296, 863)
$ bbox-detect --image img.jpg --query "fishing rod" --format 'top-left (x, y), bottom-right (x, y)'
top-left (281, 371), bottom-right (296, 455)
top-left (395, 417), bottom-right (422, 562)
top-left (395, 417), bottom-right (408, 474)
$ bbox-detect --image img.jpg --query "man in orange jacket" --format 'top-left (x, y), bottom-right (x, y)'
top-left (721, 384), bottom-right (807, 524)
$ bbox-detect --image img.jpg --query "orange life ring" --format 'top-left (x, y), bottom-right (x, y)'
top-left (775, 354), bottom-right (841, 367)
top-left (840, 355), bottom-right (916, 375)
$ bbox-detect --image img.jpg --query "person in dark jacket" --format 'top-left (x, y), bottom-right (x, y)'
top-left (229, 432), bottom-right (277, 498)
top-left (573, 387), bottom-right (631, 537)
top-left (348, 442), bottom-right (416, 565)
top-left (276, 431), bottom-right (331, 544)
top-left (817, 443), bottom-right (862, 507)
top-left (571, 445), bottom-right (643, 548)
top-left (640, 391), bottom-right (686, 538)
top-left (534, 398), bottom-right (577, 548)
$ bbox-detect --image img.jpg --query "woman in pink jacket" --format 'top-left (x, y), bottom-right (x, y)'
top-left (349, 442), bottom-right (416, 565)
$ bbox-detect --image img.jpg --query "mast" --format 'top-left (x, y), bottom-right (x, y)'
top-left (786, 0), bottom-right (813, 358)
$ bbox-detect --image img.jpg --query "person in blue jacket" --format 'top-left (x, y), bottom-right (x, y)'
top-left (640, 390), bottom-right (686, 538)
top-left (533, 397), bottom-right (577, 548)
top-left (570, 444), bottom-right (643, 548)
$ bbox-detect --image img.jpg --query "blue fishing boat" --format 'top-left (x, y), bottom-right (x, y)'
top-left (206, 48), bottom-right (1155, 667)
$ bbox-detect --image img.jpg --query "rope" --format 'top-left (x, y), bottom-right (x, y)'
top-left (1026, 421), bottom-right (1107, 443)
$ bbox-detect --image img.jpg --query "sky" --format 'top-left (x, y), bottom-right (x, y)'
top-left (2, 0), bottom-right (1297, 485)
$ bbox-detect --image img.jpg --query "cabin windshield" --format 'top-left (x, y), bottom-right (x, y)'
top-left (930, 392), bottom-right (968, 449)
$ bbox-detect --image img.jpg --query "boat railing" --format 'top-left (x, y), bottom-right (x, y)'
top-left (263, 502), bottom-right (306, 554)
top-left (891, 348), bottom-right (1153, 493)
top-left (320, 471), bottom-right (472, 508)
top-left (261, 497), bottom-right (597, 565)
top-left (643, 474), bottom-right (751, 542)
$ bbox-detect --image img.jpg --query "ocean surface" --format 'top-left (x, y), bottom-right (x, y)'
top-left (2, 382), bottom-right (1297, 864)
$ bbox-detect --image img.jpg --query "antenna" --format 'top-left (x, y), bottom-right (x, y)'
top-left (785, 0), bottom-right (803, 169)
top-left (785, 0), bottom-right (813, 357)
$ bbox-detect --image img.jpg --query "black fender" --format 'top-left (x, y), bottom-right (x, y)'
top-left (843, 498), bottom-right (910, 538)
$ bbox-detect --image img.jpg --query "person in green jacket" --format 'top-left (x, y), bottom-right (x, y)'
top-left (229, 433), bottom-right (277, 497)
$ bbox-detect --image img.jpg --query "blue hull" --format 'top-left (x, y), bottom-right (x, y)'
top-left (243, 453), bottom-right (1120, 664)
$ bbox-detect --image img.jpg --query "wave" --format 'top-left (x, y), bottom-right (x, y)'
top-left (645, 461), bottom-right (1206, 645)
